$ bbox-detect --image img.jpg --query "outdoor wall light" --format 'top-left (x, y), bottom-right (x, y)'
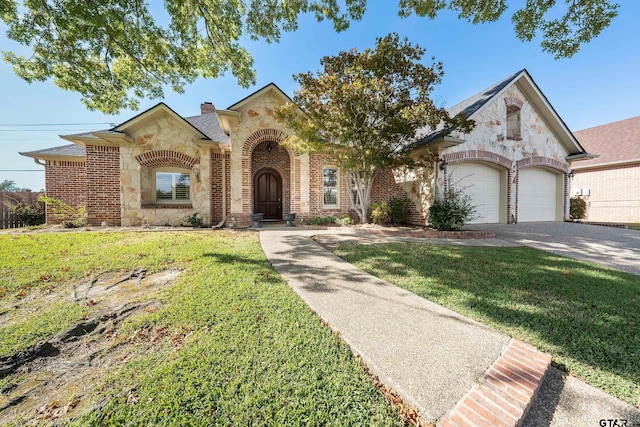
top-left (439, 160), bottom-right (448, 171)
top-left (568, 169), bottom-right (576, 179)
top-left (267, 142), bottom-right (273, 152)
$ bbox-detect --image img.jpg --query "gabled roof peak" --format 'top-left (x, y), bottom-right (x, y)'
top-left (227, 83), bottom-right (293, 110)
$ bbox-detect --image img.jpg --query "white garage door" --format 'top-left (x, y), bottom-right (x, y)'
top-left (448, 162), bottom-right (501, 224)
top-left (519, 168), bottom-right (558, 222)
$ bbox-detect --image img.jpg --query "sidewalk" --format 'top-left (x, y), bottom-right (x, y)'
top-left (259, 228), bottom-right (640, 426)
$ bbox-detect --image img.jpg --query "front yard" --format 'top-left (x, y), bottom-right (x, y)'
top-left (0, 231), bottom-right (404, 425)
top-left (332, 242), bottom-right (640, 408)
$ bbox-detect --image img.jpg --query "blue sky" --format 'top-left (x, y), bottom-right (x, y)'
top-left (1, 1), bottom-right (639, 191)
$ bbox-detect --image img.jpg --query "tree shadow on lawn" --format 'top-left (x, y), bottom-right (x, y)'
top-left (333, 243), bottom-right (640, 403)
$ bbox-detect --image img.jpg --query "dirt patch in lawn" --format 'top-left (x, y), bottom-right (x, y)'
top-left (0, 269), bottom-right (182, 425)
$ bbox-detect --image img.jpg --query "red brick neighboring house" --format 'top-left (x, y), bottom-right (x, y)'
top-left (20, 70), bottom-right (590, 227)
top-left (572, 116), bottom-right (640, 223)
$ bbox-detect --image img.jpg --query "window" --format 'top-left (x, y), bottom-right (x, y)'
top-left (506, 107), bottom-right (521, 140)
top-left (156, 171), bottom-right (190, 202)
top-left (323, 167), bottom-right (338, 206)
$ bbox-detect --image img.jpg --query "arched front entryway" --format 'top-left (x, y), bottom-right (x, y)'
top-left (253, 168), bottom-right (283, 219)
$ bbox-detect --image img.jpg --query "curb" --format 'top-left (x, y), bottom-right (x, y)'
top-left (438, 339), bottom-right (552, 427)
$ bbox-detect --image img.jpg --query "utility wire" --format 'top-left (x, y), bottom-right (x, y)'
top-left (0, 122), bottom-right (114, 126)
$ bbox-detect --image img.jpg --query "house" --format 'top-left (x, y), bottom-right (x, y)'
top-left (20, 69), bottom-right (590, 227)
top-left (571, 116), bottom-right (640, 223)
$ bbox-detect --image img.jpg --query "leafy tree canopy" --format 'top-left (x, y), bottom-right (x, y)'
top-left (1, 0), bottom-right (618, 114)
top-left (0, 179), bottom-right (19, 191)
top-left (274, 33), bottom-right (473, 224)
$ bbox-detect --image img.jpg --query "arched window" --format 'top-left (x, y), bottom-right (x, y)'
top-left (504, 97), bottom-right (523, 141)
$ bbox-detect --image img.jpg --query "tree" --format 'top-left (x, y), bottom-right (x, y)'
top-left (0, 179), bottom-right (19, 191)
top-left (274, 33), bottom-right (473, 224)
top-left (1, 1), bottom-right (618, 114)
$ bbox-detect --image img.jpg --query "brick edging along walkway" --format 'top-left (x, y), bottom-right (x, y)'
top-left (438, 339), bottom-right (552, 427)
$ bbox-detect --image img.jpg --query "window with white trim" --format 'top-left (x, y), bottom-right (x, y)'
top-left (155, 169), bottom-right (190, 203)
top-left (323, 167), bottom-right (338, 207)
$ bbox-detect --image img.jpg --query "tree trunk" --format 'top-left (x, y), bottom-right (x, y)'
top-left (349, 171), bottom-right (374, 225)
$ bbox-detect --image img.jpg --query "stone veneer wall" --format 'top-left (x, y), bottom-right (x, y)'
top-left (439, 85), bottom-right (571, 221)
top-left (44, 160), bottom-right (87, 224)
top-left (86, 145), bottom-right (121, 225)
top-left (119, 115), bottom-right (213, 226)
top-left (573, 163), bottom-right (640, 222)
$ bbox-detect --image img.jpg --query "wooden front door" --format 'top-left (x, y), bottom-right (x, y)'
top-left (254, 169), bottom-right (282, 219)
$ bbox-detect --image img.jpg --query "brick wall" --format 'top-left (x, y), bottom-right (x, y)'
top-left (370, 169), bottom-right (423, 225)
top-left (573, 163), bottom-right (640, 222)
top-left (211, 152), bottom-right (225, 224)
top-left (44, 160), bottom-right (87, 224)
top-left (307, 153), bottom-right (421, 224)
top-left (86, 145), bottom-right (121, 225)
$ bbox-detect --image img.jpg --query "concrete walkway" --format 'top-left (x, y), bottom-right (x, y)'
top-left (259, 228), bottom-right (640, 426)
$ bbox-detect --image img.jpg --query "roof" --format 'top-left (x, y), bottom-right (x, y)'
top-left (20, 144), bottom-right (86, 159)
top-left (573, 116), bottom-right (640, 168)
top-left (411, 69), bottom-right (587, 158)
top-left (447, 70), bottom-right (523, 119)
top-left (227, 83), bottom-right (293, 111)
top-left (184, 114), bottom-right (230, 144)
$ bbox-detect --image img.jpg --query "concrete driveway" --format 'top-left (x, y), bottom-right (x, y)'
top-left (465, 222), bottom-right (640, 276)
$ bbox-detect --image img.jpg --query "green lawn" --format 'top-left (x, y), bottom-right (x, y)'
top-left (332, 242), bottom-right (640, 408)
top-left (627, 223), bottom-right (640, 231)
top-left (0, 231), bottom-right (404, 426)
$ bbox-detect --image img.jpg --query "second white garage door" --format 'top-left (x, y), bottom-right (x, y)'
top-left (448, 162), bottom-right (501, 224)
top-left (518, 168), bottom-right (559, 222)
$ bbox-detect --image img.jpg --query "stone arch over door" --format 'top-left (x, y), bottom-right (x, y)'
top-left (243, 129), bottom-right (294, 214)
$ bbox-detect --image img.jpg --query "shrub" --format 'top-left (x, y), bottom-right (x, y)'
top-left (570, 197), bottom-right (587, 220)
top-left (309, 215), bottom-right (336, 225)
top-left (4, 195), bottom-right (45, 226)
top-left (428, 180), bottom-right (477, 231)
top-left (38, 196), bottom-right (87, 228)
top-left (186, 213), bottom-right (204, 228)
top-left (335, 215), bottom-right (354, 226)
top-left (388, 197), bottom-right (409, 224)
top-left (370, 201), bottom-right (390, 224)
top-left (370, 198), bottom-right (409, 225)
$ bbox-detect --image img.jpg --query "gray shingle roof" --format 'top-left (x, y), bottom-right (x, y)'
top-left (411, 70), bottom-right (526, 148)
top-left (184, 114), bottom-right (230, 144)
top-left (20, 144), bottom-right (86, 158)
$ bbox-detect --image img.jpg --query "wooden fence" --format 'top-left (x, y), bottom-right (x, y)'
top-left (0, 192), bottom-right (45, 229)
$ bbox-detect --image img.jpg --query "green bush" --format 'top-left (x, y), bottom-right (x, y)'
top-left (388, 197), bottom-right (409, 224)
top-left (570, 197), bottom-right (587, 220)
top-left (335, 214), bottom-right (354, 226)
top-left (370, 201), bottom-right (390, 224)
top-left (5, 196), bottom-right (45, 226)
top-left (186, 212), bottom-right (204, 227)
top-left (371, 198), bottom-right (409, 225)
top-left (428, 181), bottom-right (477, 231)
top-left (309, 215), bottom-right (336, 225)
top-left (38, 196), bottom-right (87, 228)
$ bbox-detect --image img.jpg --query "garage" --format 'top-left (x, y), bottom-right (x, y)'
top-left (518, 167), bottom-right (560, 222)
top-left (448, 162), bottom-right (503, 224)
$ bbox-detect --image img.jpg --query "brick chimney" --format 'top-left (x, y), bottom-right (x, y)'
top-left (200, 102), bottom-right (216, 115)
